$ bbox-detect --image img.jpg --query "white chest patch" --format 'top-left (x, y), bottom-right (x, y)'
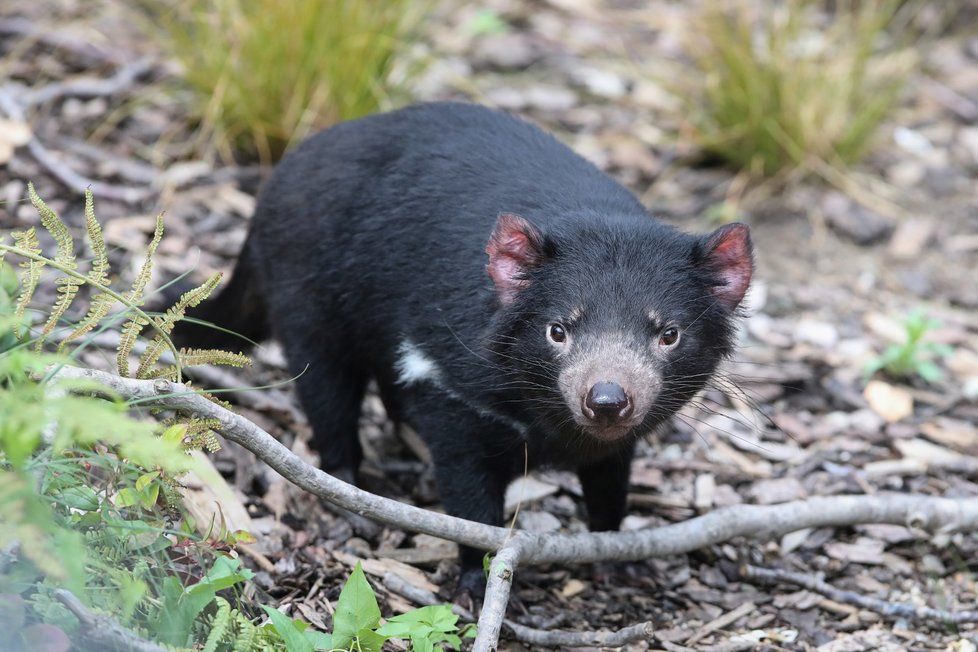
top-left (395, 340), bottom-right (443, 385)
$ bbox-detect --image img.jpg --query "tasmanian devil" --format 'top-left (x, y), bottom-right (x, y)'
top-left (176, 101), bottom-right (753, 598)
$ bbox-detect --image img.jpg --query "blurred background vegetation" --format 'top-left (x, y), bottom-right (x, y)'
top-left (147, 0), bottom-right (426, 163)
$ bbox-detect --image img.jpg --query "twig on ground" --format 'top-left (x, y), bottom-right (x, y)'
top-left (502, 619), bottom-right (655, 647)
top-left (0, 18), bottom-right (125, 66)
top-left (684, 601), bottom-right (757, 646)
top-left (49, 366), bottom-right (978, 649)
top-left (474, 536), bottom-right (526, 652)
top-left (740, 564), bottom-right (978, 625)
top-left (52, 135), bottom-right (160, 185)
top-left (54, 589), bottom-right (166, 652)
top-left (22, 58), bottom-right (155, 107)
top-left (0, 88), bottom-right (153, 204)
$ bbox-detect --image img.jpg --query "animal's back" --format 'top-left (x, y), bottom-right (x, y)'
top-left (247, 102), bottom-right (647, 366)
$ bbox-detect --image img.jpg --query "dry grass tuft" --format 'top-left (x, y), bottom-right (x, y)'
top-left (676, 0), bottom-right (919, 178)
top-left (153, 0), bottom-right (425, 163)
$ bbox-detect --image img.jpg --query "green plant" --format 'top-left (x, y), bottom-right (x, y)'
top-left (864, 309), bottom-right (952, 384)
top-left (151, 0), bottom-right (426, 162)
top-left (0, 187), bottom-right (257, 648)
top-left (259, 562), bottom-right (473, 652)
top-left (676, 0), bottom-right (917, 177)
top-left (1, 187), bottom-right (472, 649)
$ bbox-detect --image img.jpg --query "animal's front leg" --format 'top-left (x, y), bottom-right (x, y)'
top-left (403, 384), bottom-right (518, 604)
top-left (577, 442), bottom-right (635, 532)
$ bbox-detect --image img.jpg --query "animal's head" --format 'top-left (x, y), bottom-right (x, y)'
top-left (485, 213), bottom-right (753, 444)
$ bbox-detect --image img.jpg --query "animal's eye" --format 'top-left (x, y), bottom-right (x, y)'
top-left (659, 326), bottom-right (680, 347)
top-left (547, 323), bottom-right (567, 344)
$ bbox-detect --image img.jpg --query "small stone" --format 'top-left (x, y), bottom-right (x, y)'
top-left (820, 191), bottom-right (894, 245)
top-left (694, 473), bottom-right (716, 511)
top-left (847, 408), bottom-right (885, 435)
top-left (504, 476), bottom-right (559, 512)
top-left (795, 319), bottom-right (839, 348)
top-left (886, 159), bottom-right (926, 187)
top-left (515, 510), bottom-right (562, 533)
top-left (824, 537), bottom-right (885, 565)
top-left (864, 381), bottom-right (914, 423)
top-left (483, 86), bottom-right (527, 111)
top-left (570, 66), bottom-right (628, 98)
top-left (524, 85), bottom-right (577, 112)
top-left (958, 126), bottom-right (978, 164)
top-left (472, 33), bottom-right (537, 70)
top-left (749, 477), bottom-right (806, 504)
top-left (888, 219), bottom-right (935, 259)
top-left (560, 578), bottom-right (587, 598)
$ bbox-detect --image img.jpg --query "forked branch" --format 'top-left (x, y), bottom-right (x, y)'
top-left (51, 367), bottom-right (978, 650)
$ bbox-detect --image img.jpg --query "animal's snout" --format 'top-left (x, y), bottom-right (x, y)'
top-left (582, 381), bottom-right (633, 424)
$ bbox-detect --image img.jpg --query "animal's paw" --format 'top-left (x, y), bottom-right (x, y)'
top-left (452, 568), bottom-right (487, 614)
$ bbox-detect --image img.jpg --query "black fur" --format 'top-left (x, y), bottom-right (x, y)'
top-left (177, 102), bottom-right (751, 595)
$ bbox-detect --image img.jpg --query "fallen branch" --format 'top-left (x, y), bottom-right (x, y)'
top-left (474, 536), bottom-right (525, 651)
top-left (503, 619), bottom-right (655, 648)
top-left (0, 18), bottom-right (125, 66)
top-left (51, 366), bottom-right (978, 648)
top-left (740, 564), bottom-right (978, 625)
top-left (54, 589), bottom-right (166, 652)
top-left (22, 58), bottom-right (155, 107)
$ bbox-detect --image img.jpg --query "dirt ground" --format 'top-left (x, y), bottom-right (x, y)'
top-left (2, 1), bottom-right (978, 650)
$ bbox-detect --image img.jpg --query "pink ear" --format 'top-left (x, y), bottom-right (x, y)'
top-left (701, 223), bottom-right (753, 311)
top-left (486, 213), bottom-right (545, 305)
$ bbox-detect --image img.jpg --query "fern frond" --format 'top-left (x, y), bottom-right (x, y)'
top-left (60, 189), bottom-right (113, 350)
top-left (12, 228), bottom-right (42, 322)
top-left (117, 315), bottom-right (149, 377)
top-left (142, 364), bottom-right (180, 381)
top-left (181, 348), bottom-right (250, 369)
top-left (117, 215), bottom-right (164, 376)
top-left (29, 184), bottom-right (82, 350)
top-left (202, 596), bottom-right (232, 652)
top-left (134, 273), bottom-right (221, 379)
top-left (231, 610), bottom-right (257, 652)
top-left (29, 183), bottom-right (75, 267)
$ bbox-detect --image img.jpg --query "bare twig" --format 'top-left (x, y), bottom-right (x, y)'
top-left (474, 536), bottom-right (525, 652)
top-left (0, 18), bottom-right (125, 66)
top-left (51, 136), bottom-right (160, 185)
top-left (23, 58), bottom-right (156, 107)
top-left (503, 619), bottom-right (655, 647)
top-left (48, 366), bottom-right (978, 649)
top-left (54, 589), bottom-right (166, 652)
top-left (740, 564), bottom-right (978, 625)
top-left (684, 601), bottom-right (756, 645)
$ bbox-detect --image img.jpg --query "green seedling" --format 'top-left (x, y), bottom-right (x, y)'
top-left (864, 310), bottom-right (953, 384)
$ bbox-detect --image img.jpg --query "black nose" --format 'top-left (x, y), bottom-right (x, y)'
top-left (583, 381), bottom-right (633, 423)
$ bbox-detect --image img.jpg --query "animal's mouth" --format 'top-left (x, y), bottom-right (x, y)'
top-left (575, 415), bottom-right (641, 442)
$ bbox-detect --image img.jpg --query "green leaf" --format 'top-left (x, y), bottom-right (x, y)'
top-left (50, 485), bottom-right (100, 511)
top-left (114, 487), bottom-right (140, 508)
top-left (353, 628), bottom-right (387, 652)
top-left (261, 605), bottom-right (314, 652)
top-left (304, 630), bottom-right (334, 651)
top-left (332, 562), bottom-right (381, 646)
top-left (916, 361), bottom-right (943, 384)
top-left (411, 636), bottom-right (434, 652)
top-left (135, 471), bottom-right (160, 491)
